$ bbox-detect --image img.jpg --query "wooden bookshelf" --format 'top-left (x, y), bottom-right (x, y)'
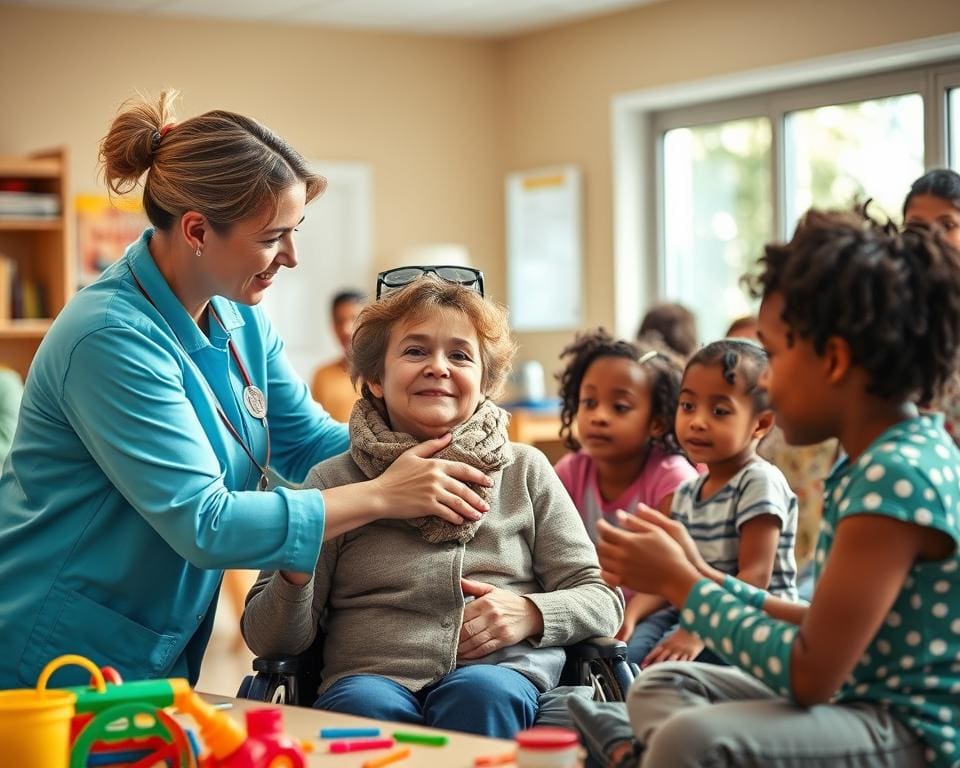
top-left (0, 148), bottom-right (73, 379)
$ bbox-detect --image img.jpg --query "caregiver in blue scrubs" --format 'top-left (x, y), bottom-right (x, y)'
top-left (0, 90), bottom-right (491, 688)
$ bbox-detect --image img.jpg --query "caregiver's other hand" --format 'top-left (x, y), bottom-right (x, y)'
top-left (457, 578), bottom-right (544, 660)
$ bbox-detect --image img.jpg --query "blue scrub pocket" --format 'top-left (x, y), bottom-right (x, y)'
top-left (18, 583), bottom-right (179, 686)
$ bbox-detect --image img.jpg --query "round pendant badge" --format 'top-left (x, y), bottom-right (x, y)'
top-left (243, 385), bottom-right (267, 420)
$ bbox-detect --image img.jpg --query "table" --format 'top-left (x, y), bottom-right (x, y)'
top-left (192, 694), bottom-right (517, 767)
top-left (505, 407), bottom-right (566, 465)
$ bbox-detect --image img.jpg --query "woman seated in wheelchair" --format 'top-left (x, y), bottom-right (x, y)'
top-left (241, 267), bottom-right (623, 738)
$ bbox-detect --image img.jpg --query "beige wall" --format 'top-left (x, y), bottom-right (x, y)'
top-left (502, 0), bottom-right (960, 388)
top-left (0, 6), bottom-right (507, 296)
top-left (3, 1), bottom-right (959, 394)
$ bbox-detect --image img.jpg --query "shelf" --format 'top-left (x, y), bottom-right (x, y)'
top-left (0, 217), bottom-right (63, 231)
top-left (0, 147), bottom-right (70, 380)
top-left (0, 319), bottom-right (53, 338)
top-left (0, 156), bottom-right (62, 179)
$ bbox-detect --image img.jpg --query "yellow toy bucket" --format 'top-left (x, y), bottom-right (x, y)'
top-left (0, 655), bottom-right (104, 768)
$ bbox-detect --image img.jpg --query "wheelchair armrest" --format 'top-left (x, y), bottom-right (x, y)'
top-left (252, 654), bottom-right (309, 675)
top-left (566, 636), bottom-right (628, 661)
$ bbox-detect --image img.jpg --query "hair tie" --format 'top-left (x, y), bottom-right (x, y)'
top-left (150, 123), bottom-right (175, 155)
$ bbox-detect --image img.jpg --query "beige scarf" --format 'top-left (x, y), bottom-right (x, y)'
top-left (349, 396), bottom-right (514, 544)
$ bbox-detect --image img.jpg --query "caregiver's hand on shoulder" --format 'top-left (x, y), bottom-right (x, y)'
top-left (457, 578), bottom-right (544, 660)
top-left (373, 434), bottom-right (492, 524)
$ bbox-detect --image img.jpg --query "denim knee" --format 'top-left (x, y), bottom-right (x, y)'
top-left (314, 674), bottom-right (422, 724)
top-left (423, 665), bottom-right (539, 738)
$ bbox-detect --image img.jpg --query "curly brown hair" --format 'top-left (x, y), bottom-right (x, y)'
top-left (556, 327), bottom-right (685, 454)
top-left (350, 275), bottom-right (517, 402)
top-left (748, 207), bottom-right (960, 405)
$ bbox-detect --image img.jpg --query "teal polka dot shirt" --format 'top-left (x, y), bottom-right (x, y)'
top-left (683, 414), bottom-right (960, 767)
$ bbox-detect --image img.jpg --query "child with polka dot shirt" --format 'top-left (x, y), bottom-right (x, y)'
top-left (594, 209), bottom-right (960, 767)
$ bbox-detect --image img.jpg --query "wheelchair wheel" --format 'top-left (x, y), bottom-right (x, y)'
top-left (585, 659), bottom-right (628, 702)
top-left (239, 672), bottom-right (294, 704)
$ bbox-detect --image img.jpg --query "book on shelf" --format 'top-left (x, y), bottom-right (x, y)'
top-left (0, 254), bottom-right (11, 321)
top-left (0, 190), bottom-right (61, 218)
top-left (0, 255), bottom-right (46, 322)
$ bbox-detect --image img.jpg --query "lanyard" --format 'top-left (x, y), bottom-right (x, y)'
top-left (130, 267), bottom-right (271, 491)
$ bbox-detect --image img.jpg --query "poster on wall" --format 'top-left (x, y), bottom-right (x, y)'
top-left (257, 161), bottom-right (373, 384)
top-left (75, 194), bottom-right (149, 286)
top-left (506, 165), bottom-right (582, 331)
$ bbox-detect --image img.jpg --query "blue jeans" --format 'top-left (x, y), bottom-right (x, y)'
top-left (314, 665), bottom-right (540, 739)
top-left (627, 607), bottom-right (725, 667)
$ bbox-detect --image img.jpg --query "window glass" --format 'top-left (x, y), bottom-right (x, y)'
top-left (784, 94), bottom-right (924, 228)
top-left (662, 118), bottom-right (772, 341)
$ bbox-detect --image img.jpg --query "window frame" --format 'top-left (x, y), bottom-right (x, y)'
top-left (652, 66), bottom-right (939, 265)
top-left (934, 67), bottom-right (960, 167)
top-left (610, 35), bottom-right (960, 341)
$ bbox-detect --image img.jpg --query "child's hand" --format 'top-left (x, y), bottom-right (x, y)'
top-left (623, 505), bottom-right (711, 576)
top-left (596, 518), bottom-right (700, 603)
top-left (642, 628), bottom-right (704, 668)
top-left (616, 592), bottom-right (667, 641)
top-left (615, 621), bottom-right (634, 642)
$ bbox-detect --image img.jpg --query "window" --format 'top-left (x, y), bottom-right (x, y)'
top-left (784, 94), bottom-right (924, 228)
top-left (663, 118), bottom-right (772, 340)
top-left (646, 61), bottom-right (959, 342)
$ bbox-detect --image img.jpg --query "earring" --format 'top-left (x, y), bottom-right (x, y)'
top-left (195, 245), bottom-right (202, 258)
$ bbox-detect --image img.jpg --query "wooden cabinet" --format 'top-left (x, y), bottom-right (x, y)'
top-left (0, 148), bottom-right (73, 379)
top-left (506, 406), bottom-right (567, 464)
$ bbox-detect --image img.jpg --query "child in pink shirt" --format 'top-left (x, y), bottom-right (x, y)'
top-left (554, 329), bottom-right (698, 643)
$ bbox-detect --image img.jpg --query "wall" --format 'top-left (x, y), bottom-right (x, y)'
top-left (0, 6), bottom-right (507, 298)
top-left (3, 1), bottom-right (960, 393)
top-left (501, 0), bottom-right (960, 386)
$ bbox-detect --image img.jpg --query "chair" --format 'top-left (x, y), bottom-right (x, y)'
top-left (237, 634), bottom-right (636, 724)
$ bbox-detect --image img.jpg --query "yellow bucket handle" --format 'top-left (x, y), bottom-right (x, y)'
top-left (36, 655), bottom-right (106, 694)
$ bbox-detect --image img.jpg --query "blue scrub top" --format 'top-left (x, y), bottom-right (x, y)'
top-left (0, 229), bottom-right (349, 688)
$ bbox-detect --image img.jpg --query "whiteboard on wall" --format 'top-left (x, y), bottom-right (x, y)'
top-left (506, 165), bottom-right (583, 331)
top-left (259, 161), bottom-right (373, 384)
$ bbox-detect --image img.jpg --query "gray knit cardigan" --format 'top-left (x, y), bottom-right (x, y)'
top-left (241, 443), bottom-right (623, 695)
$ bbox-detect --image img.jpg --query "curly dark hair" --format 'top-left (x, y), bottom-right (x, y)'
top-left (685, 339), bottom-right (769, 412)
top-left (748, 207), bottom-right (960, 405)
top-left (556, 327), bottom-right (685, 454)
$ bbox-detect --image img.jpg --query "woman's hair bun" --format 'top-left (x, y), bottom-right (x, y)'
top-left (99, 89), bottom-right (178, 195)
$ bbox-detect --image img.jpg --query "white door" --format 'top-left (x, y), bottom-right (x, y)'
top-left (260, 162), bottom-right (373, 385)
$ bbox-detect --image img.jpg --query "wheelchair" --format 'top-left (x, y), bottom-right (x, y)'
top-left (237, 633), bottom-right (637, 726)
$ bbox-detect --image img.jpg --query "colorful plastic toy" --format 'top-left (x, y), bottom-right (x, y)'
top-left (21, 654), bottom-right (307, 768)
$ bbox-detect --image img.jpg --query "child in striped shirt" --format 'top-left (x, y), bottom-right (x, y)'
top-left (627, 339), bottom-right (798, 669)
